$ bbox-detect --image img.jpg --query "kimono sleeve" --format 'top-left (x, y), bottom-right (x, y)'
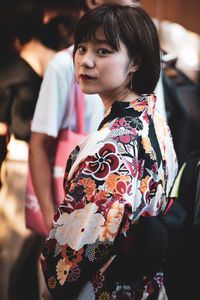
top-left (40, 140), bottom-right (143, 299)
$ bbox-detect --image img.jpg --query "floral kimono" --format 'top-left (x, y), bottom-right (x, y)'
top-left (41, 94), bottom-right (178, 300)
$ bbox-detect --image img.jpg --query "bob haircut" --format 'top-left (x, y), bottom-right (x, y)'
top-left (73, 5), bottom-right (160, 95)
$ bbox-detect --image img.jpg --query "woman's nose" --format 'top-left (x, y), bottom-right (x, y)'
top-left (81, 52), bottom-right (95, 69)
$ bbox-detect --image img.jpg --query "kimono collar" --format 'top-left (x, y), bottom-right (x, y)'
top-left (99, 94), bottom-right (156, 129)
top-left (129, 94), bottom-right (156, 116)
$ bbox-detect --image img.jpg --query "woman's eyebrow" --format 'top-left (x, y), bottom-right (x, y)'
top-left (93, 38), bottom-right (111, 45)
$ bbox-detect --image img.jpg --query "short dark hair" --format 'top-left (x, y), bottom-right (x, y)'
top-left (74, 5), bottom-right (160, 95)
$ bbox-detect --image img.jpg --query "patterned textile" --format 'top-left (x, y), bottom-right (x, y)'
top-left (41, 95), bottom-right (177, 299)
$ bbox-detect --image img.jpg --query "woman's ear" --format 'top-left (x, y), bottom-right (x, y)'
top-left (129, 57), bottom-right (141, 73)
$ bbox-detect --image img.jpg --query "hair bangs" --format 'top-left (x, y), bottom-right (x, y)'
top-left (74, 6), bottom-right (121, 53)
top-left (74, 5), bottom-right (160, 94)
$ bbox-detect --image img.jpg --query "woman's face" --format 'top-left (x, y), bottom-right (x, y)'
top-left (75, 30), bottom-right (133, 103)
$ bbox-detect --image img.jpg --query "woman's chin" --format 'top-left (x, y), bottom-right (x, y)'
top-left (80, 87), bottom-right (98, 95)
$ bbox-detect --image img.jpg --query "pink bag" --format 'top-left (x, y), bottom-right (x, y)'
top-left (52, 81), bottom-right (86, 204)
top-left (25, 79), bottom-right (86, 237)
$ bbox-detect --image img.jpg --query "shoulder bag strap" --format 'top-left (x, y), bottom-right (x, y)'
top-left (74, 81), bottom-right (85, 134)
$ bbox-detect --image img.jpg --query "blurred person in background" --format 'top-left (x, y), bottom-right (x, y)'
top-left (0, 1), bottom-right (56, 299)
top-left (0, 2), bottom-right (16, 297)
top-left (41, 0), bottom-right (85, 51)
top-left (0, 1), bottom-right (95, 300)
top-left (0, 1), bottom-right (17, 189)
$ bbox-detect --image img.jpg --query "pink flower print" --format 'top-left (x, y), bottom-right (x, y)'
top-left (112, 118), bottom-right (137, 145)
top-left (128, 158), bottom-right (145, 179)
top-left (85, 143), bottom-right (120, 180)
top-left (118, 132), bottom-right (136, 144)
top-left (112, 118), bottom-right (131, 129)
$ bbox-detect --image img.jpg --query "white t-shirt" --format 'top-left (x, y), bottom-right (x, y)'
top-left (31, 46), bottom-right (105, 138)
top-left (155, 72), bottom-right (167, 121)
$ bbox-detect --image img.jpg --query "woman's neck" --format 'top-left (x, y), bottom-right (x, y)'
top-left (100, 88), bottom-right (140, 111)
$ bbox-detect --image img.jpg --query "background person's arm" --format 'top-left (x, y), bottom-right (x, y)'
top-left (29, 50), bottom-right (73, 231)
top-left (29, 132), bottom-right (55, 232)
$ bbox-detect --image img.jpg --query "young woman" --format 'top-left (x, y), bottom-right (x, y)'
top-left (41, 5), bottom-right (178, 299)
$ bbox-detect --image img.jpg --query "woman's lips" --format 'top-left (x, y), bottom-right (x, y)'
top-left (80, 74), bottom-right (95, 80)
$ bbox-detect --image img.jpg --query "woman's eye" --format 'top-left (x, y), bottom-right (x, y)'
top-left (77, 45), bottom-right (86, 54)
top-left (97, 48), bottom-right (112, 55)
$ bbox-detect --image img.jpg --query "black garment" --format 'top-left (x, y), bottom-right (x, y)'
top-left (109, 216), bottom-right (168, 281)
top-left (164, 149), bottom-right (200, 300)
top-left (163, 68), bottom-right (200, 167)
top-left (8, 234), bottom-right (44, 300)
top-left (0, 56), bottom-right (42, 141)
top-left (0, 56), bottom-right (43, 300)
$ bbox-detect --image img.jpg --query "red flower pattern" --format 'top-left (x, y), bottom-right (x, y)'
top-left (84, 143), bottom-right (120, 180)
